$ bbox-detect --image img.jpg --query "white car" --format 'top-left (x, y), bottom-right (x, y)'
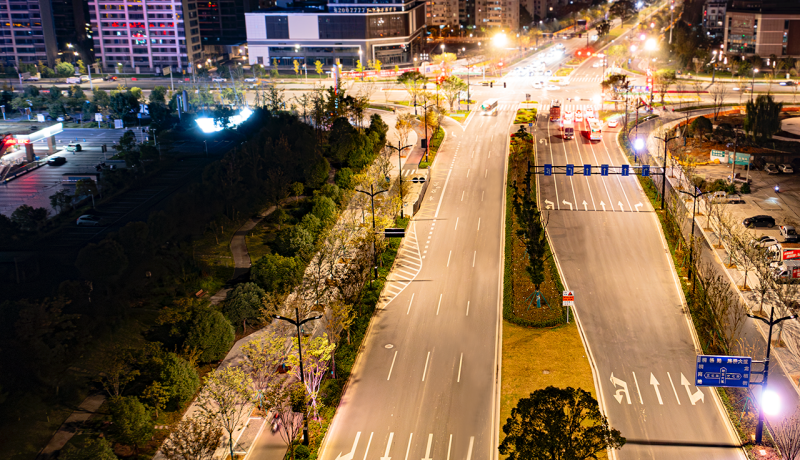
top-left (585, 107), bottom-right (595, 119)
top-left (545, 85), bottom-right (560, 91)
top-left (779, 164), bottom-right (794, 173)
top-left (76, 215), bottom-right (102, 226)
top-left (607, 119), bottom-right (619, 128)
top-left (545, 70), bottom-right (552, 76)
top-left (592, 62), bottom-right (602, 67)
top-left (533, 81), bottom-right (543, 89)
top-left (575, 110), bottom-right (583, 122)
top-left (244, 77), bottom-right (258, 82)
top-left (211, 77), bottom-right (227, 82)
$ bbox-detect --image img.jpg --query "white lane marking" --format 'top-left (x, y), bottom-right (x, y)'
top-left (447, 251), bottom-right (452, 267)
top-left (571, 132), bottom-right (597, 211)
top-left (466, 168), bottom-right (470, 178)
top-left (466, 437), bottom-right (474, 460)
top-left (472, 251), bottom-right (476, 267)
top-left (632, 371), bottom-right (643, 404)
top-left (585, 131), bottom-right (615, 210)
top-left (667, 372), bottom-right (681, 405)
top-left (434, 169), bottom-right (452, 218)
top-left (484, 169), bottom-right (487, 178)
top-left (422, 351), bottom-right (431, 381)
top-left (481, 190), bottom-right (484, 201)
top-left (380, 433), bottom-right (394, 460)
top-left (363, 432), bottom-right (373, 460)
top-left (387, 350), bottom-right (398, 380)
top-left (407, 293), bottom-right (415, 315)
top-left (454, 217), bottom-right (459, 230)
top-left (422, 434), bottom-right (434, 460)
top-left (457, 353), bottom-right (463, 382)
top-left (477, 218), bottom-right (481, 231)
top-left (447, 434), bottom-right (453, 460)
top-left (461, 190), bottom-right (465, 201)
top-left (436, 294), bottom-right (442, 315)
top-left (466, 301), bottom-right (470, 316)
top-left (404, 433), bottom-right (413, 460)
top-left (546, 110), bottom-right (561, 209)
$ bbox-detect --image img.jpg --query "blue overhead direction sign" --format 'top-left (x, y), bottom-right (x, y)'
top-left (641, 165), bottom-right (650, 177)
top-left (544, 164), bottom-right (552, 176)
top-left (601, 164), bottom-right (609, 176)
top-left (695, 355), bottom-right (752, 388)
top-left (621, 164), bottom-right (629, 176)
top-left (583, 164), bottom-right (591, 176)
top-left (566, 164), bottom-right (574, 176)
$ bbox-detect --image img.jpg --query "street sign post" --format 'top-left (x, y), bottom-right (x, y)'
top-left (562, 291), bottom-right (574, 324)
top-left (601, 164), bottom-right (609, 176)
top-left (583, 164), bottom-right (591, 176)
top-left (544, 164), bottom-right (552, 176)
top-left (621, 165), bottom-right (629, 176)
top-left (642, 165), bottom-right (650, 176)
top-left (695, 355), bottom-right (752, 388)
top-left (566, 164), bottom-right (574, 176)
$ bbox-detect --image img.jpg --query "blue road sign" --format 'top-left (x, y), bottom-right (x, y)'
top-left (544, 164), bottom-right (552, 176)
top-left (642, 165), bottom-right (650, 177)
top-left (528, 122), bottom-right (533, 128)
top-left (601, 164), bottom-right (609, 176)
top-left (566, 164), bottom-right (574, 176)
top-left (695, 355), bottom-right (752, 388)
top-left (583, 164), bottom-right (591, 176)
top-left (621, 165), bottom-right (629, 176)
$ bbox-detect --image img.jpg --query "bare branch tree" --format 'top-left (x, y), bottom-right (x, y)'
top-left (775, 410), bottom-right (800, 460)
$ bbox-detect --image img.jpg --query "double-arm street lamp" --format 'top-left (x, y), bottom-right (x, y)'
top-left (751, 68), bottom-right (759, 102)
top-left (677, 188), bottom-right (713, 286)
top-left (271, 307), bottom-right (323, 446)
top-left (356, 184), bottom-right (388, 280)
top-left (385, 142), bottom-right (413, 218)
top-left (748, 306), bottom-right (796, 444)
top-left (654, 131), bottom-right (681, 210)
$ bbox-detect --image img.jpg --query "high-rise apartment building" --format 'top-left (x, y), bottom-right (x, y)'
top-left (474, 0), bottom-right (517, 30)
top-left (88, 0), bottom-right (202, 73)
top-left (427, 0), bottom-right (458, 26)
top-left (0, 0), bottom-right (58, 68)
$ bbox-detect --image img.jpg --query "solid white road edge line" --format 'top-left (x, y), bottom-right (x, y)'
top-left (435, 169), bottom-right (452, 218)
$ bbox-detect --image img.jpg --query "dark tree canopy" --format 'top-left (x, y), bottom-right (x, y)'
top-left (222, 282), bottom-right (267, 331)
top-left (251, 253), bottom-right (303, 293)
top-left (185, 308), bottom-right (235, 363)
top-left (499, 386), bottom-right (625, 460)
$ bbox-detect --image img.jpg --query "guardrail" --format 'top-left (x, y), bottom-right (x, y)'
top-left (412, 169), bottom-right (430, 216)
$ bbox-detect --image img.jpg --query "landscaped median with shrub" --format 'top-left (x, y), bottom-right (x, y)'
top-left (418, 127), bottom-right (444, 169)
top-left (513, 108), bottom-right (537, 125)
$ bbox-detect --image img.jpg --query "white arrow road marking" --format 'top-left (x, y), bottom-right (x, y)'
top-left (404, 434), bottom-right (413, 460)
top-left (635, 202), bottom-right (643, 212)
top-left (681, 373), bottom-right (705, 405)
top-left (618, 201), bottom-right (624, 212)
top-left (336, 432), bottom-right (361, 460)
top-left (380, 432), bottom-right (394, 460)
top-left (544, 199), bottom-right (554, 210)
top-left (466, 437), bottom-right (474, 460)
top-left (650, 373), bottom-right (664, 405)
top-left (363, 432), bottom-right (374, 460)
top-left (562, 200), bottom-right (573, 210)
top-left (582, 200), bottom-right (588, 211)
top-left (422, 433), bottom-right (434, 460)
top-left (610, 373), bottom-right (631, 404)
top-left (600, 201), bottom-right (606, 211)
top-left (667, 372), bottom-right (681, 405)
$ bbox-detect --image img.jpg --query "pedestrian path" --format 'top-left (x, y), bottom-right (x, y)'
top-left (36, 394), bottom-right (106, 460)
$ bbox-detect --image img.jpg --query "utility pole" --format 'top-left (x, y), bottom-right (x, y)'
top-left (355, 184), bottom-right (388, 280)
top-left (748, 305), bottom-right (796, 445)
top-left (385, 142), bottom-right (413, 218)
top-left (654, 131), bottom-right (680, 210)
top-left (271, 307), bottom-right (323, 447)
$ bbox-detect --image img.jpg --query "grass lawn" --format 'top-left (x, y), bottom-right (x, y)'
top-left (513, 108), bottom-right (537, 125)
top-left (449, 110), bottom-right (471, 123)
top-left (500, 321), bottom-right (596, 448)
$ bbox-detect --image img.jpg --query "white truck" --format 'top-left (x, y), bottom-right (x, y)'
top-left (774, 260), bottom-right (800, 283)
top-left (768, 242), bottom-right (800, 263)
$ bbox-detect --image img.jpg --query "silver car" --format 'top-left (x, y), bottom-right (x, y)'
top-left (779, 164), bottom-right (794, 173)
top-left (765, 163), bottom-right (780, 175)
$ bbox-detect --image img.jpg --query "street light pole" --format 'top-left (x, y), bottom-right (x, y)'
top-left (385, 142), bottom-right (413, 218)
top-left (752, 68), bottom-right (759, 102)
top-left (654, 131), bottom-right (680, 210)
top-left (748, 306), bottom-right (796, 444)
top-left (355, 184), bottom-right (388, 280)
top-left (677, 188), bottom-right (713, 286)
top-left (270, 307), bottom-right (323, 447)
top-left (422, 100), bottom-right (430, 162)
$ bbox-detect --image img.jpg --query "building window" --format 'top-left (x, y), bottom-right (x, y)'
top-left (318, 15), bottom-right (366, 39)
top-left (265, 15), bottom-right (289, 38)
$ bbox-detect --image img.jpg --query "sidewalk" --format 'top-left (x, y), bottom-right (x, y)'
top-left (36, 394), bottom-right (106, 460)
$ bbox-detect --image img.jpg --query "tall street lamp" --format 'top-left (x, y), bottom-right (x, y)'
top-left (421, 100), bottom-right (430, 162)
top-left (677, 188), bottom-right (713, 287)
top-left (270, 307), bottom-right (323, 446)
top-left (654, 131), bottom-right (681, 210)
top-left (385, 142), bottom-right (413, 218)
top-left (751, 68), bottom-right (759, 102)
top-left (748, 306), bottom-right (796, 444)
top-left (356, 184), bottom-right (388, 280)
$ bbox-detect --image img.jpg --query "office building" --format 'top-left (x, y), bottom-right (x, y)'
top-left (702, 0), bottom-right (726, 39)
top-left (88, 0), bottom-right (203, 73)
top-left (724, 1), bottom-right (800, 57)
top-left (0, 0), bottom-right (58, 68)
top-left (245, 1), bottom-right (426, 68)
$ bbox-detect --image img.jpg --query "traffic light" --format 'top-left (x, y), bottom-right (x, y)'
top-left (503, 82), bottom-right (506, 88)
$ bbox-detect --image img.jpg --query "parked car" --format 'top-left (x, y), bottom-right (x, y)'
top-left (755, 235), bottom-right (780, 247)
top-left (24, 75), bottom-right (40, 81)
top-left (212, 77), bottom-right (227, 82)
top-left (779, 164), bottom-right (794, 173)
top-left (66, 143), bottom-right (82, 152)
top-left (103, 75), bottom-right (117, 81)
top-left (781, 225), bottom-right (799, 242)
top-left (244, 77), bottom-right (258, 83)
top-left (765, 163), bottom-right (780, 174)
top-left (743, 215), bottom-right (776, 228)
top-left (779, 81), bottom-right (797, 86)
top-left (727, 172), bottom-right (751, 184)
top-left (76, 215), bottom-right (102, 226)
top-left (46, 156), bottom-right (66, 166)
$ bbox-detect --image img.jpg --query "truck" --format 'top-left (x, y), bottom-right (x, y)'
top-left (774, 260), bottom-right (800, 283)
top-left (66, 76), bottom-right (82, 84)
top-left (562, 119), bottom-right (574, 139)
top-left (550, 100), bottom-right (561, 121)
top-left (768, 242), bottom-right (800, 263)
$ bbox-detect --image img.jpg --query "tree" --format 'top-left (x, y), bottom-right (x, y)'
top-left (397, 70), bottom-right (427, 108)
top-left (75, 178), bottom-right (99, 207)
top-left (710, 83), bottom-right (728, 120)
top-left (689, 116), bottom-right (713, 139)
top-left (293, 60), bottom-right (300, 75)
top-left (499, 386), bottom-right (626, 460)
top-left (160, 412), bottom-right (222, 460)
top-left (355, 59), bottom-right (364, 74)
top-left (198, 366), bottom-right (256, 460)
top-left (96, 347), bottom-right (140, 398)
top-left (609, 0), bottom-right (635, 23)
top-left (311, 195), bottom-right (338, 226)
top-left (433, 52), bottom-right (457, 76)
top-left (93, 88), bottom-right (110, 108)
top-left (185, 308), bottom-right (235, 363)
top-left (290, 181), bottom-right (304, 202)
top-left (109, 91), bottom-right (140, 118)
top-left (774, 410), bottom-right (800, 460)
top-left (158, 352), bottom-right (200, 409)
top-left (263, 381), bottom-right (304, 460)
top-left (55, 61), bottom-right (75, 77)
top-left (241, 331), bottom-right (291, 407)
top-left (654, 69), bottom-right (676, 105)
top-left (142, 381), bottom-right (169, 418)
top-left (252, 253), bottom-right (303, 293)
top-left (76, 59), bottom-right (87, 75)
top-left (373, 59), bottom-right (382, 72)
top-left (288, 334), bottom-right (335, 419)
top-left (595, 19), bottom-right (611, 37)
top-left (744, 95), bottom-right (783, 140)
top-left (10, 204), bottom-right (48, 231)
top-left (223, 282), bottom-right (267, 331)
top-left (395, 112), bottom-right (414, 148)
top-left (314, 60), bottom-right (324, 77)
top-left (150, 85), bottom-right (167, 104)
top-left (75, 239), bottom-right (128, 287)
top-left (110, 396), bottom-right (155, 454)
top-left (60, 438), bottom-right (119, 460)
top-left (440, 75), bottom-right (468, 111)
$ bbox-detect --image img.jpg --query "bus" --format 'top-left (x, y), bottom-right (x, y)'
top-left (480, 98), bottom-right (499, 116)
top-left (588, 119), bottom-right (602, 141)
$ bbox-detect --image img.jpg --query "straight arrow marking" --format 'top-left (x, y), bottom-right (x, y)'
top-left (335, 432), bottom-right (361, 460)
top-left (667, 372), bottom-right (681, 405)
top-left (363, 432), bottom-right (373, 460)
top-left (618, 201), bottom-right (624, 212)
top-left (422, 433), bottom-right (433, 460)
top-left (582, 200), bottom-right (588, 211)
top-left (681, 373), bottom-right (705, 404)
top-left (600, 201), bottom-right (606, 211)
top-left (380, 432), bottom-right (394, 460)
top-left (650, 373), bottom-right (663, 405)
